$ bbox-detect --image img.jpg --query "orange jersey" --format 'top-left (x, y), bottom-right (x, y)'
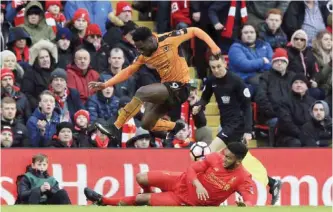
top-left (104, 27), bottom-right (220, 87)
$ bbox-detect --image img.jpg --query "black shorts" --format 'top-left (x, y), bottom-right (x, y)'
top-left (163, 82), bottom-right (190, 107)
top-left (217, 123), bottom-right (244, 144)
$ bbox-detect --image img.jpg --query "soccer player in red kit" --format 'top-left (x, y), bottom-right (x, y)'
top-left (84, 142), bottom-right (256, 207)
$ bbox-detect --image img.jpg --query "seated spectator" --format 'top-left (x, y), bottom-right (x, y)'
top-left (55, 27), bottom-right (73, 69)
top-left (5, 0), bottom-right (28, 26)
top-left (1, 4), bottom-right (12, 52)
top-left (1, 126), bottom-right (15, 148)
top-left (101, 47), bottom-right (136, 98)
top-left (27, 90), bottom-right (60, 147)
top-left (87, 118), bottom-right (117, 148)
top-left (258, 9), bottom-right (288, 50)
top-left (16, 154), bottom-right (71, 204)
top-left (247, 1), bottom-right (290, 26)
top-left (1, 97), bottom-right (29, 147)
top-left (48, 68), bottom-right (84, 122)
top-left (66, 8), bottom-right (90, 48)
top-left (0, 50), bottom-right (25, 85)
top-left (21, 1), bottom-right (55, 45)
top-left (1, 68), bottom-right (31, 123)
top-left (67, 48), bottom-right (99, 104)
top-left (312, 30), bottom-right (332, 71)
top-left (73, 109), bottom-right (91, 147)
top-left (276, 74), bottom-right (316, 147)
top-left (7, 27), bottom-right (32, 63)
top-left (44, 1), bottom-right (66, 34)
top-left (255, 48), bottom-right (295, 126)
top-left (86, 75), bottom-right (120, 123)
top-left (47, 122), bottom-right (77, 148)
top-left (317, 60), bottom-right (332, 115)
top-left (282, 0), bottom-right (329, 43)
top-left (82, 24), bottom-right (110, 73)
top-left (126, 127), bottom-right (153, 148)
top-left (21, 40), bottom-right (58, 109)
top-left (228, 23), bottom-right (273, 95)
top-left (301, 100), bottom-right (332, 147)
top-left (64, 1), bottom-right (113, 35)
top-left (166, 122), bottom-right (195, 148)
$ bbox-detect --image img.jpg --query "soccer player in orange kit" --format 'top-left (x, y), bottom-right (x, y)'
top-left (84, 142), bottom-right (256, 207)
top-left (88, 26), bottom-right (221, 139)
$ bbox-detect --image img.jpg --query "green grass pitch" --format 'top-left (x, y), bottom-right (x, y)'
top-left (1, 206), bottom-right (332, 212)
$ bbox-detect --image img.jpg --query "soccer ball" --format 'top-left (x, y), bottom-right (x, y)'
top-left (190, 142), bottom-right (211, 161)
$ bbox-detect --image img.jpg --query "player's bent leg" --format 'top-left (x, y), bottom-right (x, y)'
top-left (148, 192), bottom-right (182, 206)
top-left (141, 103), bottom-right (171, 130)
top-left (137, 171), bottom-right (182, 193)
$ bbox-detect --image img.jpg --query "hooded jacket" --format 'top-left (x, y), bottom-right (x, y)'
top-left (21, 1), bottom-right (55, 45)
top-left (1, 119), bottom-right (30, 147)
top-left (301, 100), bottom-right (332, 147)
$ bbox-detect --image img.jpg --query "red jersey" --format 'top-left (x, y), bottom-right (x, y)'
top-left (175, 152), bottom-right (256, 206)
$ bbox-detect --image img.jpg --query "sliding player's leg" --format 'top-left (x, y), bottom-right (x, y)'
top-left (136, 192), bottom-right (182, 206)
top-left (84, 187), bottom-right (137, 206)
top-left (136, 171), bottom-right (182, 193)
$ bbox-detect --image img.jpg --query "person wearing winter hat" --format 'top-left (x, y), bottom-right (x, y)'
top-left (56, 27), bottom-right (73, 69)
top-left (49, 68), bottom-right (84, 122)
top-left (276, 73), bottom-right (316, 147)
top-left (1, 125), bottom-right (14, 148)
top-left (6, 27), bottom-right (32, 63)
top-left (48, 122), bottom-right (77, 148)
top-left (71, 8), bottom-right (90, 41)
top-left (0, 50), bottom-right (25, 85)
top-left (126, 127), bottom-right (151, 148)
top-left (45, 1), bottom-right (66, 34)
top-left (116, 2), bottom-right (132, 23)
top-left (72, 109), bottom-right (91, 147)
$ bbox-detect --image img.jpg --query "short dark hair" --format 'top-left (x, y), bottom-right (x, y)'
top-left (132, 27), bottom-right (153, 42)
top-left (227, 142), bottom-right (248, 160)
top-left (32, 153), bottom-right (48, 163)
top-left (239, 23), bottom-right (258, 39)
top-left (207, 51), bottom-right (224, 62)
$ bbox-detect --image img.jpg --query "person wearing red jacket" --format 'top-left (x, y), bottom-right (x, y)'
top-left (170, 0), bottom-right (191, 29)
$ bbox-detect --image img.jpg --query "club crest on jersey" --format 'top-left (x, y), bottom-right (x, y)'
top-left (163, 46), bottom-right (169, 52)
top-left (221, 96), bottom-right (230, 104)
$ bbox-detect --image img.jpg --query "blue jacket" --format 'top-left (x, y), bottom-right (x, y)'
top-left (86, 92), bottom-right (120, 123)
top-left (64, 1), bottom-right (112, 34)
top-left (26, 108), bottom-right (60, 147)
top-left (228, 40), bottom-right (273, 80)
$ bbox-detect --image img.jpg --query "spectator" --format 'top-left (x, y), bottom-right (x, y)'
top-left (317, 59), bottom-right (332, 114)
top-left (258, 9), bottom-right (288, 50)
top-left (86, 75), bottom-right (120, 123)
top-left (49, 68), bottom-right (84, 122)
top-left (276, 74), bottom-right (316, 147)
top-left (0, 50), bottom-right (24, 85)
top-left (312, 30), bottom-right (332, 71)
top-left (101, 47), bottom-right (136, 98)
top-left (166, 122), bottom-right (195, 148)
top-left (327, 14), bottom-right (332, 34)
top-left (171, 0), bottom-right (191, 30)
top-left (16, 154), bottom-right (71, 204)
top-left (1, 4), bottom-right (12, 52)
top-left (7, 27), bottom-right (32, 63)
top-left (5, 0), bottom-right (28, 26)
top-left (47, 122), bottom-right (77, 148)
top-left (1, 97), bottom-right (29, 147)
top-left (82, 24), bottom-right (110, 73)
top-left (21, 39), bottom-right (57, 109)
top-left (126, 127), bottom-right (153, 148)
top-left (1, 126), bottom-right (15, 148)
top-left (26, 90), bottom-right (60, 147)
top-left (87, 118), bottom-right (117, 148)
top-left (228, 23), bottom-right (273, 95)
top-left (55, 27), bottom-right (72, 69)
top-left (1, 68), bottom-right (31, 123)
top-left (44, 1), bottom-right (66, 34)
top-left (21, 1), bottom-right (55, 45)
top-left (64, 1), bottom-right (113, 35)
top-left (72, 109), bottom-right (91, 147)
top-left (301, 100), bottom-right (332, 147)
top-left (104, 2), bottom-right (132, 47)
top-left (282, 0), bottom-right (330, 42)
top-left (247, 1), bottom-right (290, 26)
top-left (66, 48), bottom-right (99, 104)
top-left (66, 8), bottom-right (90, 48)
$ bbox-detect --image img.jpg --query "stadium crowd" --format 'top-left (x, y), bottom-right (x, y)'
top-left (0, 0), bottom-right (332, 149)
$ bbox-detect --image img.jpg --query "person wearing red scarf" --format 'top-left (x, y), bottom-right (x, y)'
top-left (48, 122), bottom-right (77, 148)
top-left (7, 27), bottom-right (32, 63)
top-left (45, 1), bottom-right (66, 34)
top-left (89, 118), bottom-right (114, 148)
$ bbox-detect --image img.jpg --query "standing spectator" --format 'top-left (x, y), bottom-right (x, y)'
top-left (66, 8), bottom-right (90, 48)
top-left (258, 9), bottom-right (288, 50)
top-left (66, 48), bottom-right (99, 104)
top-left (171, 0), bottom-right (191, 30)
top-left (5, 0), bottom-right (28, 26)
top-left (82, 24), bottom-right (110, 73)
top-left (0, 50), bottom-right (24, 85)
top-left (1, 126), bottom-right (15, 148)
top-left (1, 68), bottom-right (31, 123)
top-left (282, 0), bottom-right (330, 42)
top-left (228, 23), bottom-right (273, 95)
top-left (312, 30), bottom-right (332, 71)
top-left (44, 1), bottom-right (66, 34)
top-left (26, 90), bottom-right (61, 147)
top-left (276, 74), bottom-right (316, 147)
top-left (47, 122), bottom-right (77, 148)
top-left (246, 1), bottom-right (290, 26)
top-left (21, 40), bottom-right (57, 110)
top-left (301, 100), bottom-right (332, 147)
top-left (7, 27), bottom-right (32, 63)
top-left (64, 1), bottom-right (113, 35)
top-left (86, 75), bottom-right (120, 123)
top-left (21, 1), bottom-right (55, 45)
top-left (1, 4), bottom-right (12, 52)
top-left (49, 68), bottom-right (84, 122)
top-left (73, 109), bottom-right (91, 147)
top-left (1, 97), bottom-right (29, 147)
top-left (101, 47), bottom-right (136, 98)
top-left (55, 27), bottom-right (72, 69)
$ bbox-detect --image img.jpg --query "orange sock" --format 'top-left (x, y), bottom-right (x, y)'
top-left (151, 119), bottom-right (176, 132)
top-left (114, 97), bottom-right (143, 129)
top-left (102, 196), bottom-right (136, 206)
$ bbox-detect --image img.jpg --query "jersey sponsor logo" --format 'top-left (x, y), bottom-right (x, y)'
top-left (221, 96), bottom-right (230, 104)
top-left (243, 88), bottom-right (251, 98)
top-left (171, 2), bottom-right (179, 13)
top-left (163, 46), bottom-right (169, 52)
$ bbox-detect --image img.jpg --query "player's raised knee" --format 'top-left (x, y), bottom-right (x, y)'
top-left (141, 119), bottom-right (154, 131)
top-left (135, 86), bottom-right (148, 99)
top-left (136, 172), bottom-right (148, 185)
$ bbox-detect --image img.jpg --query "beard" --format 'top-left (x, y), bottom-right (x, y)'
top-left (3, 86), bottom-right (13, 94)
top-left (225, 161), bottom-right (237, 170)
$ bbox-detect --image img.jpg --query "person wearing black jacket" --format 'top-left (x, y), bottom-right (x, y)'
top-left (276, 74), bottom-right (316, 147)
top-left (301, 100), bottom-right (332, 147)
top-left (55, 27), bottom-right (73, 70)
top-left (47, 122), bottom-right (77, 148)
top-left (16, 154), bottom-right (71, 204)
